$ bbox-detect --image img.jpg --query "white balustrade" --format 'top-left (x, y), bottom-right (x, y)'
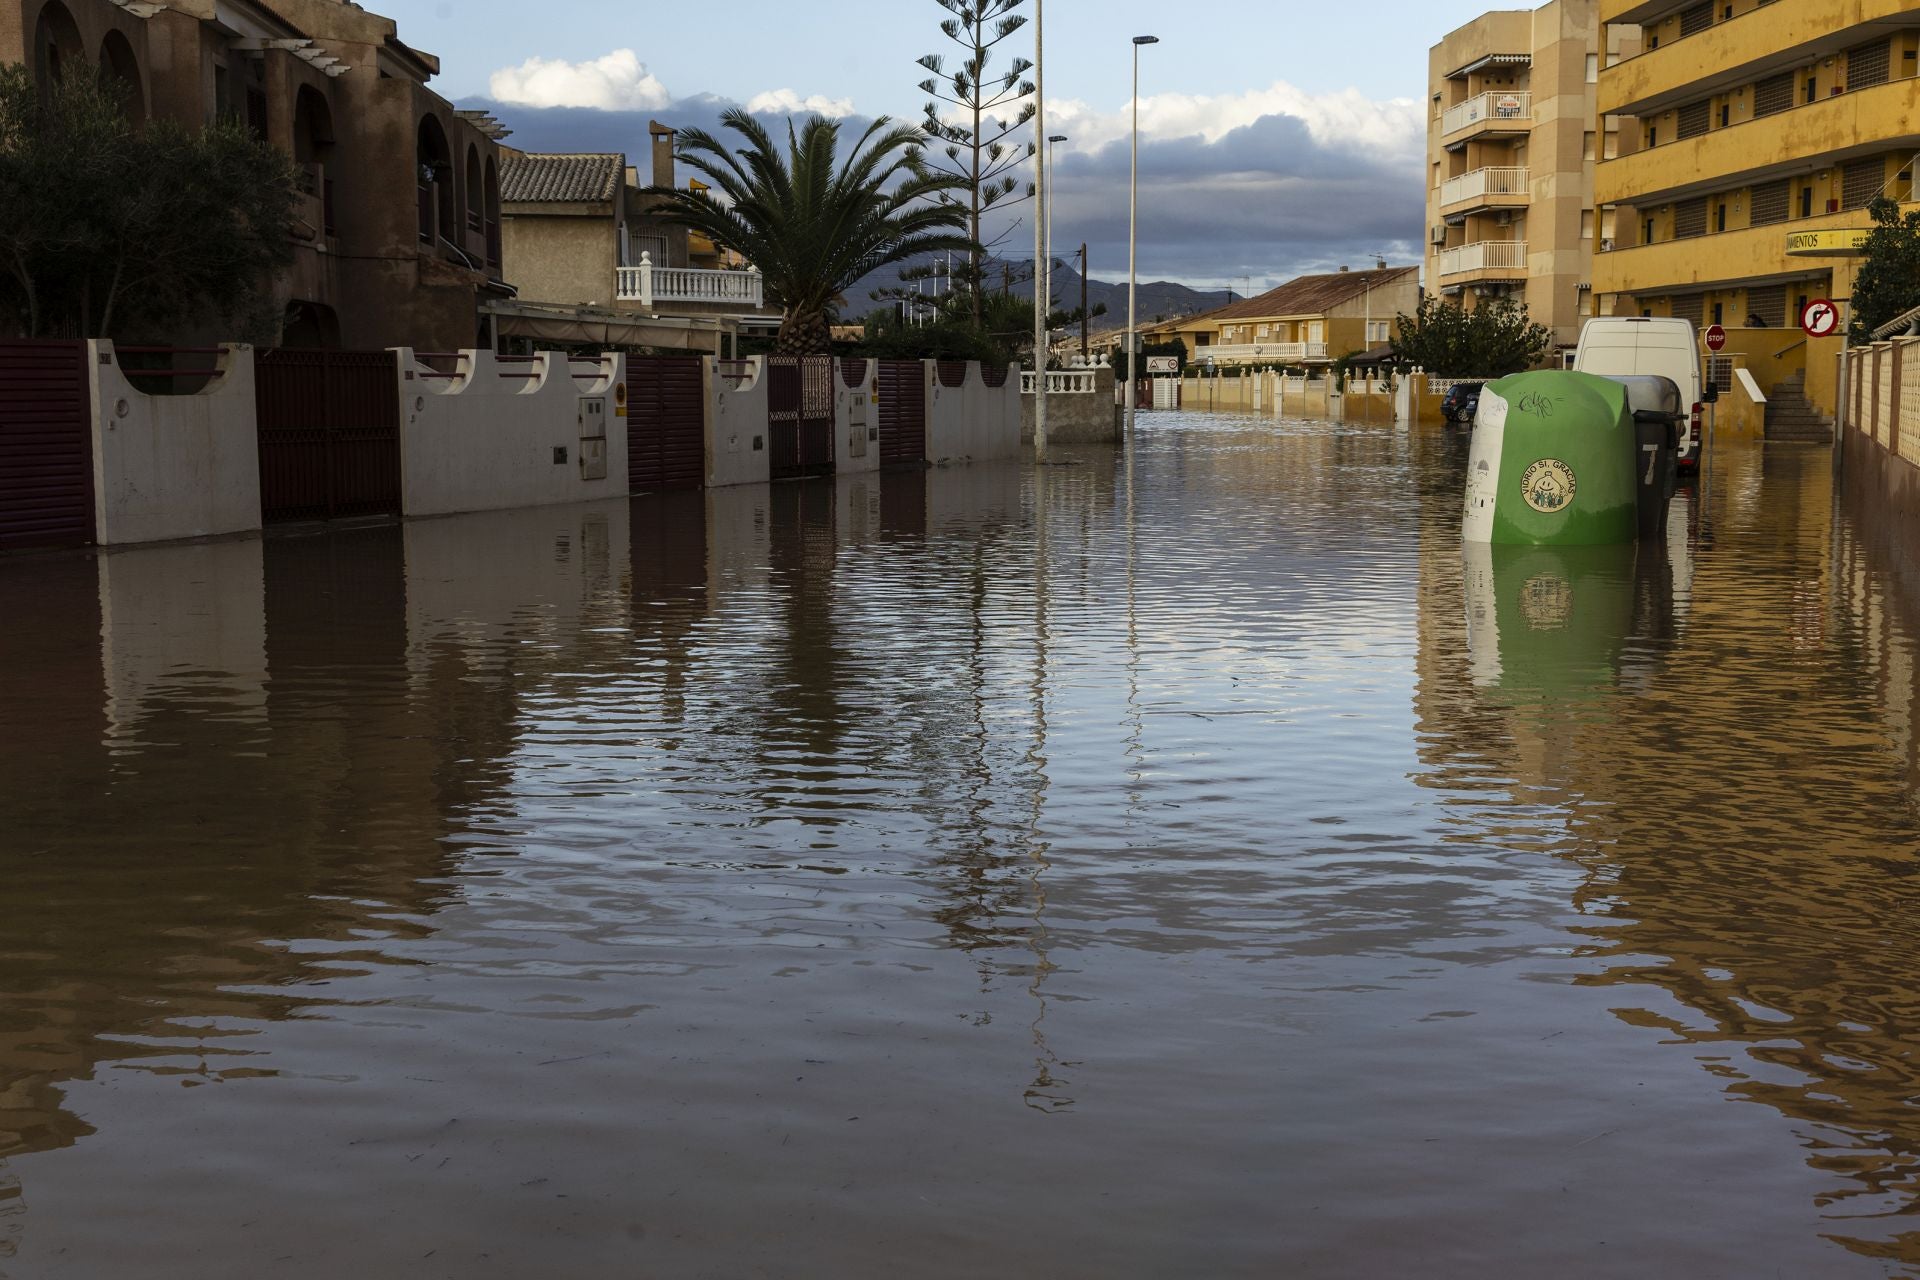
top-left (1439, 166), bottom-right (1530, 209)
top-left (1189, 342), bottom-right (1328, 364)
top-left (616, 252), bottom-right (764, 308)
top-left (1438, 240), bottom-right (1528, 277)
top-left (1022, 370), bottom-right (1099, 394)
top-left (1441, 91), bottom-right (1532, 137)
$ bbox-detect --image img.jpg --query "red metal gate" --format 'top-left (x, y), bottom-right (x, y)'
top-left (766, 356), bottom-right (834, 480)
top-left (255, 349), bottom-right (402, 522)
top-left (629, 356), bottom-right (706, 491)
top-left (0, 339), bottom-right (94, 551)
top-left (875, 359), bottom-right (927, 470)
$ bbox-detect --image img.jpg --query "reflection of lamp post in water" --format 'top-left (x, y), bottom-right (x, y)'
top-left (1125, 34), bottom-right (1159, 443)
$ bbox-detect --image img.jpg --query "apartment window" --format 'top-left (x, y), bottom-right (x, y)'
top-left (1679, 3), bottom-right (1712, 37)
top-left (1646, 125), bottom-right (1658, 147)
top-left (1849, 39), bottom-right (1892, 91)
top-left (1678, 99), bottom-right (1711, 140)
top-left (1585, 53), bottom-right (1598, 84)
top-left (1806, 77), bottom-right (1818, 105)
top-left (1711, 302), bottom-right (1724, 326)
top-left (1749, 285), bottom-right (1787, 328)
top-left (1754, 72), bottom-right (1794, 118)
top-left (1603, 130), bottom-right (1619, 160)
top-left (1583, 131), bottom-right (1595, 161)
top-left (1842, 157), bottom-right (1884, 210)
top-left (1671, 294), bottom-right (1704, 325)
top-left (1719, 103), bottom-right (1730, 128)
top-left (1674, 197), bottom-right (1708, 239)
top-left (1715, 203), bottom-right (1727, 233)
top-left (1751, 178), bottom-right (1790, 225)
top-left (1800, 185), bottom-right (1814, 218)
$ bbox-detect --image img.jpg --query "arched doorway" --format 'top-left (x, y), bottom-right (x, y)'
top-left (416, 115), bottom-right (453, 247)
top-left (32, 1), bottom-right (84, 86)
top-left (97, 29), bottom-right (144, 124)
top-left (293, 86), bottom-right (337, 233)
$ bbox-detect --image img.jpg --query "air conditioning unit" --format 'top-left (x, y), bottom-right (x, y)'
top-left (1431, 224), bottom-right (1447, 245)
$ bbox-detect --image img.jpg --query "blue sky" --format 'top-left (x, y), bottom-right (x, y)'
top-left (379, 0), bottom-right (1511, 289)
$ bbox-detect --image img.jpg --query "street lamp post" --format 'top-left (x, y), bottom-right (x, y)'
top-left (1046, 132), bottom-right (1066, 365)
top-left (1127, 35), bottom-right (1159, 440)
top-left (1033, 0), bottom-right (1049, 459)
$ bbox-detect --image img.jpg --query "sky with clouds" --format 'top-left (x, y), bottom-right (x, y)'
top-left (377, 0), bottom-right (1506, 290)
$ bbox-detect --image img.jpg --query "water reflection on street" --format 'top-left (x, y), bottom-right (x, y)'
top-left (2, 414), bottom-right (1920, 1276)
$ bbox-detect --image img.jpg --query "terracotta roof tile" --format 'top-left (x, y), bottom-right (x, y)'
top-left (500, 153), bottom-right (624, 205)
top-left (1209, 266), bottom-right (1418, 322)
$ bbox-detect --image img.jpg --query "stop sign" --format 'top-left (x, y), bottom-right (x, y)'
top-left (1704, 323), bottom-right (1727, 352)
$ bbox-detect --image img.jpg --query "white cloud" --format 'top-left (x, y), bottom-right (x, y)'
top-left (488, 49), bottom-right (671, 112)
top-left (744, 89), bottom-right (858, 119)
top-left (1045, 80), bottom-right (1423, 163)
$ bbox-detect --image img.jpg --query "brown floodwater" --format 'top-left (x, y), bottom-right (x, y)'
top-left (2, 414), bottom-right (1920, 1277)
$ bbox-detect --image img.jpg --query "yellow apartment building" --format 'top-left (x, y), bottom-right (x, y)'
top-left (1593, 0), bottom-right (1920, 419)
top-left (1427, 1), bottom-right (1636, 349)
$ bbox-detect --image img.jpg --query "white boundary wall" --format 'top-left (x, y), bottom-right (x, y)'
top-left (88, 341), bottom-right (262, 546)
top-left (394, 348), bottom-right (628, 518)
top-left (836, 359), bottom-right (880, 475)
top-left (927, 361), bottom-right (1022, 464)
top-left (710, 357), bottom-right (771, 488)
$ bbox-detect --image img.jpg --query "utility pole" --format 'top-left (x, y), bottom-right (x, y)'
top-left (1079, 243), bottom-right (1089, 361)
top-left (1033, 0), bottom-right (1048, 459)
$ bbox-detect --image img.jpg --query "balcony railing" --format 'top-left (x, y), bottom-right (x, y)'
top-left (1440, 166), bottom-right (1530, 209)
top-left (1021, 370), bottom-right (1100, 394)
top-left (1442, 91), bottom-right (1533, 138)
top-left (616, 253), bottom-right (764, 309)
top-left (1439, 240), bottom-right (1529, 277)
top-left (1193, 342), bottom-right (1329, 363)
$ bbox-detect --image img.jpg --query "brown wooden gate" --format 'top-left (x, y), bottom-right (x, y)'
top-left (255, 349), bottom-right (402, 522)
top-left (0, 339), bottom-right (94, 551)
top-left (875, 359), bottom-right (927, 471)
top-left (629, 356), bottom-right (706, 492)
top-left (766, 356), bottom-right (835, 480)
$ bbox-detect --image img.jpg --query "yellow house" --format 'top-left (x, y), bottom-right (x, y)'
top-left (1592, 0), bottom-right (1920, 420)
top-left (1188, 266), bottom-right (1420, 367)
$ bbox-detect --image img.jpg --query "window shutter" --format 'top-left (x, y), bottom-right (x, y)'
top-left (1677, 99), bottom-right (1711, 140)
top-left (1749, 179), bottom-right (1791, 226)
top-left (1754, 72), bottom-right (1793, 118)
top-left (1671, 294), bottom-right (1705, 325)
top-left (1747, 286), bottom-right (1787, 329)
top-left (1678, 3), bottom-right (1713, 37)
top-left (1843, 158), bottom-right (1884, 210)
top-left (1848, 39), bottom-right (1891, 91)
top-left (1674, 197), bottom-right (1708, 239)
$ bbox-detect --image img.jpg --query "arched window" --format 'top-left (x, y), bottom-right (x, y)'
top-left (464, 143), bottom-right (483, 237)
top-left (483, 155), bottom-right (502, 268)
top-left (293, 87), bottom-right (337, 234)
top-left (32, 1), bottom-right (84, 87)
top-left (98, 30), bottom-right (144, 125)
top-left (416, 114), bottom-right (452, 246)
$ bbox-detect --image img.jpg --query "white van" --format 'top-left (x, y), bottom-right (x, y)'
top-left (1572, 317), bottom-right (1704, 469)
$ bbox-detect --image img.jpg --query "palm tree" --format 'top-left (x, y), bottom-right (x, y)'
top-left (644, 109), bottom-right (975, 355)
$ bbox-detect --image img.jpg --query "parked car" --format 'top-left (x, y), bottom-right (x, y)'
top-left (1441, 381), bottom-right (1484, 426)
top-left (1572, 317), bottom-right (1704, 471)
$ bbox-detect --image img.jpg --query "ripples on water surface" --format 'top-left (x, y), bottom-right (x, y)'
top-left (3, 412), bottom-right (1920, 1276)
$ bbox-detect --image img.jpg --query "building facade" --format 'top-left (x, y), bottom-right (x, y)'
top-left (1426, 1), bottom-right (1635, 349)
top-left (497, 124), bottom-right (779, 347)
top-left (1591, 0), bottom-right (1920, 417)
top-left (1133, 267), bottom-right (1419, 369)
top-left (2, 0), bottom-right (508, 351)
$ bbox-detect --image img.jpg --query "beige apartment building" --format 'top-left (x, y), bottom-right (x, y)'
top-left (1426, 1), bottom-right (1637, 349)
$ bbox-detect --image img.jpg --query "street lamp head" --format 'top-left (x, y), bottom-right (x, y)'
top-left (1049, 134), bottom-right (1068, 143)
top-left (1133, 35), bottom-right (1159, 45)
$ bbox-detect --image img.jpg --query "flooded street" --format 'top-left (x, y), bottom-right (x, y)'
top-left (6, 411), bottom-right (1920, 1277)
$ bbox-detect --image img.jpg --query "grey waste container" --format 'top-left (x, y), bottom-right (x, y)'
top-left (1602, 375), bottom-right (1682, 540)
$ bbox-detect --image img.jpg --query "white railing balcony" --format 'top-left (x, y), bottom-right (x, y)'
top-left (1439, 166), bottom-right (1530, 210)
top-left (1442, 91), bottom-right (1532, 138)
top-left (616, 252), bottom-right (763, 309)
top-left (1438, 240), bottom-right (1528, 278)
top-left (1193, 342), bottom-right (1328, 364)
top-left (1022, 370), bottom-right (1099, 394)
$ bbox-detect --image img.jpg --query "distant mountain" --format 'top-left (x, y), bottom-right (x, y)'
top-left (844, 255), bottom-right (1230, 331)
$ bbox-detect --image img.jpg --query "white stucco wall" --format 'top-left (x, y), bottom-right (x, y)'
top-left (927, 361), bottom-right (1023, 464)
top-left (395, 349), bottom-right (629, 519)
top-left (88, 342), bottom-right (262, 546)
top-left (710, 357), bottom-right (771, 489)
top-left (835, 359), bottom-right (880, 475)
